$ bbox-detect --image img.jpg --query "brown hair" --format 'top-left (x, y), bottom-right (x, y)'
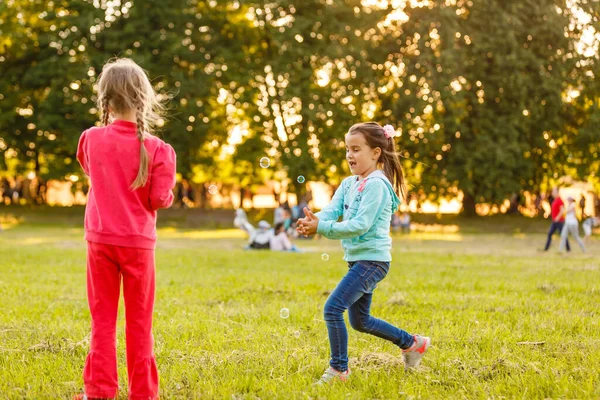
top-left (96, 58), bottom-right (166, 190)
top-left (347, 122), bottom-right (407, 199)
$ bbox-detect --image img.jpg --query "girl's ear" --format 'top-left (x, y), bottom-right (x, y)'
top-left (372, 147), bottom-right (382, 160)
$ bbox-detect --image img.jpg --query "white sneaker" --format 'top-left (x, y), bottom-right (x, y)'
top-left (402, 335), bottom-right (431, 370)
top-left (315, 367), bottom-right (350, 385)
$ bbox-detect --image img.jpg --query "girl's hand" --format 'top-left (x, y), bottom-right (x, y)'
top-left (297, 207), bottom-right (319, 237)
top-left (295, 217), bottom-right (307, 235)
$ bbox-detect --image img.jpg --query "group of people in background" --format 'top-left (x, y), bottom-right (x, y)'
top-left (543, 186), bottom-right (599, 254)
top-left (234, 201), bottom-right (412, 251)
top-left (391, 211), bottom-right (411, 233)
top-left (0, 176), bottom-right (47, 205)
top-left (236, 185), bottom-right (599, 255)
top-left (234, 207), bottom-right (301, 252)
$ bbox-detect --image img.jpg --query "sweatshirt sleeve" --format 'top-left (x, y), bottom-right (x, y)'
top-left (314, 180), bottom-right (346, 222)
top-left (149, 142), bottom-right (176, 210)
top-left (317, 179), bottom-right (387, 239)
top-left (76, 130), bottom-right (89, 175)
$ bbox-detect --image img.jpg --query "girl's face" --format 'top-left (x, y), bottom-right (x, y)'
top-left (345, 133), bottom-right (381, 179)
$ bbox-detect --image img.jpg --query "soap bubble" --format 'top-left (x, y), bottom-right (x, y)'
top-left (280, 308), bottom-right (290, 319)
top-left (208, 185), bottom-right (218, 195)
top-left (297, 175), bottom-right (305, 183)
top-left (321, 253), bottom-right (330, 261)
top-left (293, 330), bottom-right (301, 338)
top-left (259, 157), bottom-right (270, 168)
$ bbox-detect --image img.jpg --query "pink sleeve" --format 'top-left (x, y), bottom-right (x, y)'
top-left (149, 142), bottom-right (176, 210)
top-left (76, 130), bottom-right (89, 175)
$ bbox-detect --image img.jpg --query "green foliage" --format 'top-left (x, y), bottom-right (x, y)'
top-left (0, 0), bottom-right (100, 178)
top-left (378, 0), bottom-right (597, 213)
top-left (1, 0), bottom-right (599, 209)
top-left (233, 1), bottom-right (386, 196)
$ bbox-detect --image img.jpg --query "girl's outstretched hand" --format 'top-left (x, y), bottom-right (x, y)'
top-left (296, 207), bottom-right (319, 237)
top-left (296, 217), bottom-right (307, 235)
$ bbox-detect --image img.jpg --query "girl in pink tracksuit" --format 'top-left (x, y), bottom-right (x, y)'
top-left (75, 58), bottom-right (176, 400)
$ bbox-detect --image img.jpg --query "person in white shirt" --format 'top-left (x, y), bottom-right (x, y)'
top-left (559, 197), bottom-right (586, 253)
top-left (234, 208), bottom-right (255, 237)
top-left (270, 222), bottom-right (299, 252)
top-left (248, 220), bottom-right (273, 250)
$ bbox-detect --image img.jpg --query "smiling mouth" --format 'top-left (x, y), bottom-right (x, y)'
top-left (349, 161), bottom-right (357, 168)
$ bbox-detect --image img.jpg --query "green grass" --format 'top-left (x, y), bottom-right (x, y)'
top-left (1, 221), bottom-right (599, 399)
top-left (0, 204), bottom-right (554, 233)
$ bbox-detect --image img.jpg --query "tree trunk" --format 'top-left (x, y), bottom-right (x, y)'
top-left (198, 184), bottom-right (207, 209)
top-left (239, 187), bottom-right (247, 209)
top-left (461, 192), bottom-right (477, 217)
top-left (35, 151), bottom-right (41, 175)
top-left (35, 151), bottom-right (44, 205)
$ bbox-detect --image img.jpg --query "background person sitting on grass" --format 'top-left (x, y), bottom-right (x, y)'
top-left (248, 220), bottom-right (273, 250)
top-left (270, 222), bottom-right (300, 252)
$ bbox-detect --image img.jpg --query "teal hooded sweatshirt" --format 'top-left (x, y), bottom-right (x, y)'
top-left (316, 170), bottom-right (401, 262)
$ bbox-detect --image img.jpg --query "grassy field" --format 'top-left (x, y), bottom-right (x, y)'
top-left (0, 214), bottom-right (599, 399)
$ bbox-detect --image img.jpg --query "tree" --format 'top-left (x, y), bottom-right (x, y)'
top-left (377, 0), bottom-right (584, 215)
top-left (0, 0), bottom-right (101, 179)
top-left (233, 0), bottom-right (386, 200)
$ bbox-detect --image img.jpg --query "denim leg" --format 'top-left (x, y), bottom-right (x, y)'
top-left (544, 222), bottom-right (558, 250)
top-left (323, 266), bottom-right (367, 372)
top-left (348, 289), bottom-right (414, 349)
top-left (546, 222), bottom-right (570, 251)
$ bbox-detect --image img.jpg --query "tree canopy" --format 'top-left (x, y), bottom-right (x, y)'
top-left (1, 0), bottom-right (599, 213)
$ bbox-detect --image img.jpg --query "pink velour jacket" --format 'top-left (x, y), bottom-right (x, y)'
top-left (77, 120), bottom-right (176, 249)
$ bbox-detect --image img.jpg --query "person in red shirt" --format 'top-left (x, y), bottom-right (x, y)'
top-left (543, 187), bottom-right (570, 251)
top-left (75, 58), bottom-right (176, 400)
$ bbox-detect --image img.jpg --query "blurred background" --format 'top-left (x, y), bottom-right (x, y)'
top-left (1, 0), bottom-right (599, 220)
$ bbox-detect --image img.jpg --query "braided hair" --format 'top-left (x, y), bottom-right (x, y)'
top-left (96, 58), bottom-right (166, 190)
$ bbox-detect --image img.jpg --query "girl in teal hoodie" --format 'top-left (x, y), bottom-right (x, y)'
top-left (297, 122), bottom-right (430, 384)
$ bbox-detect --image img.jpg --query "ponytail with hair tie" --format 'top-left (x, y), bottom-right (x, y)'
top-left (382, 124), bottom-right (395, 139)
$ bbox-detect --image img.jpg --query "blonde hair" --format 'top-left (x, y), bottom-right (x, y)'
top-left (96, 58), bottom-right (166, 190)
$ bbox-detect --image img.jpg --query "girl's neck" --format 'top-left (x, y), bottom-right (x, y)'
top-left (358, 166), bottom-right (377, 181)
top-left (112, 110), bottom-right (137, 123)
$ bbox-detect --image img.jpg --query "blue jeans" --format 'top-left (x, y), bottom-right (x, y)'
top-left (324, 260), bottom-right (414, 372)
top-left (544, 221), bottom-right (570, 251)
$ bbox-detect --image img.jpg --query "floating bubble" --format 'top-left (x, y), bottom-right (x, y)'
top-left (293, 330), bottom-right (301, 338)
top-left (208, 184), bottom-right (218, 195)
top-left (259, 157), bottom-right (271, 169)
top-left (280, 308), bottom-right (290, 319)
top-left (297, 175), bottom-right (305, 183)
top-left (321, 253), bottom-right (330, 261)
